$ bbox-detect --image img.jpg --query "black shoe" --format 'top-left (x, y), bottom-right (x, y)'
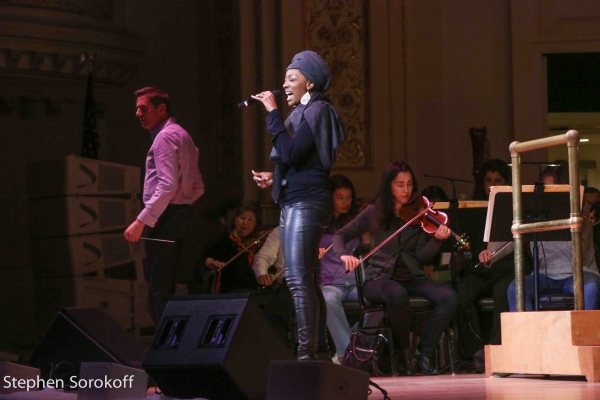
top-left (317, 351), bottom-right (333, 362)
top-left (419, 353), bottom-right (439, 376)
top-left (297, 349), bottom-right (317, 361)
top-left (396, 350), bottom-right (416, 376)
top-left (472, 349), bottom-right (485, 373)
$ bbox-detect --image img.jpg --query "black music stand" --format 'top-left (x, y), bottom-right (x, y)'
top-left (484, 185), bottom-right (575, 311)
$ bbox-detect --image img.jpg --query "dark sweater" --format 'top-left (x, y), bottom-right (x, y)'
top-left (267, 109), bottom-right (330, 206)
top-left (202, 234), bottom-right (259, 293)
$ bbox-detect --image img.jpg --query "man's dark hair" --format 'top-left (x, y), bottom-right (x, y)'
top-left (135, 87), bottom-right (171, 115)
top-left (472, 158), bottom-right (511, 200)
top-left (584, 187), bottom-right (600, 196)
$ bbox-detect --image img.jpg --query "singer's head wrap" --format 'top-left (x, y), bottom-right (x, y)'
top-left (286, 50), bottom-right (331, 92)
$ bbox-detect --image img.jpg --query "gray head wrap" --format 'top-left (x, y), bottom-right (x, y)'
top-left (286, 50), bottom-right (331, 92)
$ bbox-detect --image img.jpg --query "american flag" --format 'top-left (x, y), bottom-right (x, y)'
top-left (81, 71), bottom-right (99, 159)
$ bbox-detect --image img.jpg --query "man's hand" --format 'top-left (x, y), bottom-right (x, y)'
top-left (124, 219), bottom-right (145, 242)
top-left (479, 250), bottom-right (492, 263)
top-left (257, 274), bottom-right (275, 286)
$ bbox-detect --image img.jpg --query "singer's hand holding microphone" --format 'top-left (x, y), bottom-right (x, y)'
top-left (238, 90), bottom-right (281, 112)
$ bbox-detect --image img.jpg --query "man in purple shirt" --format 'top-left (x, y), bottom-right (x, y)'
top-left (124, 87), bottom-right (204, 323)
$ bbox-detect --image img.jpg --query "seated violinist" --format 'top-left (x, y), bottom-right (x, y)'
top-left (319, 174), bottom-right (365, 364)
top-left (253, 225), bottom-right (285, 287)
top-left (333, 161), bottom-right (456, 376)
top-left (203, 205), bottom-right (263, 293)
top-left (455, 158), bottom-right (529, 371)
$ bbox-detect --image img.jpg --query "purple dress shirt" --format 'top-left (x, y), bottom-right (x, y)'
top-left (137, 117), bottom-right (204, 227)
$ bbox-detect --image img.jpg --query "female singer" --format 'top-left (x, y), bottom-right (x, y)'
top-left (332, 161), bottom-right (456, 375)
top-left (251, 50), bottom-right (345, 360)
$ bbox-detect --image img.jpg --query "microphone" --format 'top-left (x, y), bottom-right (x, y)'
top-left (238, 90), bottom-right (281, 108)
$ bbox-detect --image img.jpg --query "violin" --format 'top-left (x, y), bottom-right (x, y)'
top-left (398, 195), bottom-right (470, 250)
top-left (223, 229), bottom-right (272, 270)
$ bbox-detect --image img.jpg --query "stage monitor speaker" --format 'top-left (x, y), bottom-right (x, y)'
top-left (267, 360), bottom-right (370, 400)
top-left (27, 308), bottom-right (146, 382)
top-left (142, 293), bottom-right (294, 400)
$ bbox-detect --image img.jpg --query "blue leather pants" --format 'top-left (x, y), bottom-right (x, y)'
top-left (280, 201), bottom-right (331, 359)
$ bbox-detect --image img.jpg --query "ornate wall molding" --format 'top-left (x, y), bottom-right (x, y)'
top-left (7, 0), bottom-right (113, 21)
top-left (307, 0), bottom-right (371, 170)
top-left (0, 0), bottom-right (143, 87)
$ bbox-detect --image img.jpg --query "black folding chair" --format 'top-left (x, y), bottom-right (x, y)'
top-left (353, 262), bottom-right (398, 375)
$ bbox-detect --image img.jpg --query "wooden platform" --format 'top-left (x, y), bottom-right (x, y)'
top-left (485, 310), bottom-right (600, 381)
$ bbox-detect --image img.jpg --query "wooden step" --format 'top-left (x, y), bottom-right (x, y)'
top-left (486, 310), bottom-right (600, 382)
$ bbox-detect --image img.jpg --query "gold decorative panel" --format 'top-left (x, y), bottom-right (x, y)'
top-left (307, 0), bottom-right (371, 169)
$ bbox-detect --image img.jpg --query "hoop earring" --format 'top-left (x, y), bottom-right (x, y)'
top-left (300, 91), bottom-right (311, 105)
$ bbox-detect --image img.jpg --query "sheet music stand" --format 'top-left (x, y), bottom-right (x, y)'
top-left (484, 184), bottom-right (582, 311)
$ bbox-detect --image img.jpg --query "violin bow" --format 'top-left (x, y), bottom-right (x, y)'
top-left (474, 241), bottom-right (512, 269)
top-left (342, 206), bottom-right (430, 275)
top-left (270, 267), bottom-right (285, 282)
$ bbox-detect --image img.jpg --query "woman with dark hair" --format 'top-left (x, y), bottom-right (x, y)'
top-left (203, 205), bottom-right (262, 293)
top-left (472, 159), bottom-right (511, 200)
top-left (250, 50), bottom-right (345, 360)
top-left (332, 161), bottom-right (456, 375)
top-left (541, 160), bottom-right (568, 185)
top-left (319, 174), bottom-right (362, 363)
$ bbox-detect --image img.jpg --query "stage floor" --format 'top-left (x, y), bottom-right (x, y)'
top-left (369, 373), bottom-right (600, 399)
top-left (2, 373), bottom-right (600, 399)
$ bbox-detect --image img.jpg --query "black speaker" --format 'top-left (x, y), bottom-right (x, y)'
top-left (267, 360), bottom-right (370, 400)
top-left (142, 293), bottom-right (294, 400)
top-left (27, 308), bottom-right (147, 381)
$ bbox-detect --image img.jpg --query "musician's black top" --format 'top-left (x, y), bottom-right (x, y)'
top-left (202, 234), bottom-right (259, 293)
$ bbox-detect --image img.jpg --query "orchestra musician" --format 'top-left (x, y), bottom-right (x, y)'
top-left (456, 158), bottom-right (529, 371)
top-left (250, 50), bottom-right (346, 361)
top-left (333, 161), bottom-right (455, 376)
top-left (202, 205), bottom-right (264, 294)
top-left (319, 174), bottom-right (367, 364)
